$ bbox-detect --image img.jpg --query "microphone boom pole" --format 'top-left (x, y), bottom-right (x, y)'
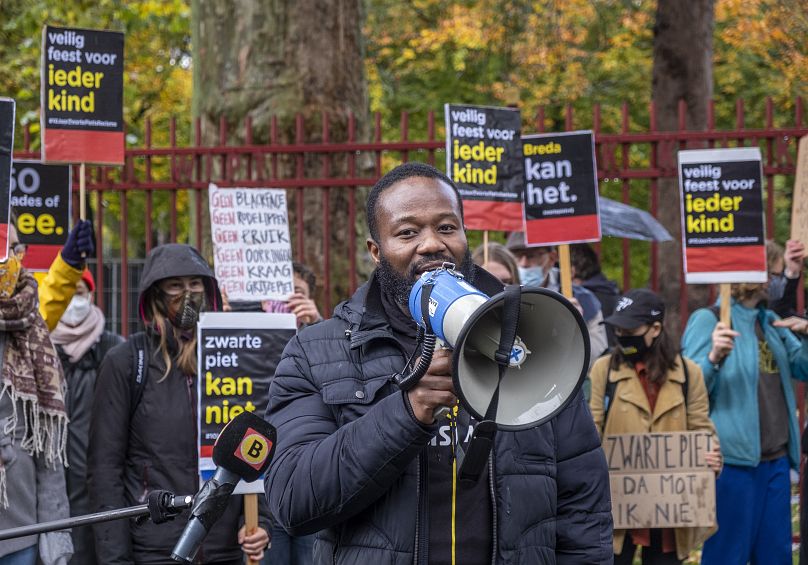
top-left (0, 492), bottom-right (192, 542)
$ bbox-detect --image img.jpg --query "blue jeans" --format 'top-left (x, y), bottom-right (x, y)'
top-left (262, 526), bottom-right (314, 565)
top-left (701, 457), bottom-right (792, 565)
top-left (0, 545), bottom-right (37, 565)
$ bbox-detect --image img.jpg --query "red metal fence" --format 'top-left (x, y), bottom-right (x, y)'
top-left (14, 97), bottom-right (807, 337)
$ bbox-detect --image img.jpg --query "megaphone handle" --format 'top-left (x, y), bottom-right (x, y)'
top-left (433, 405), bottom-right (451, 420)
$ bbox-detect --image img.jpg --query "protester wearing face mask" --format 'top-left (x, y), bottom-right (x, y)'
top-left (505, 231), bottom-right (608, 366)
top-left (0, 226), bottom-right (73, 565)
top-left (48, 270), bottom-right (123, 565)
top-left (682, 252), bottom-right (808, 565)
top-left (590, 288), bottom-right (721, 564)
top-left (766, 239), bottom-right (806, 318)
top-left (88, 244), bottom-right (271, 564)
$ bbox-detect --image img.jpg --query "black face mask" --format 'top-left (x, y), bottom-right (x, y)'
top-left (616, 327), bottom-right (653, 362)
top-left (161, 290), bottom-right (206, 331)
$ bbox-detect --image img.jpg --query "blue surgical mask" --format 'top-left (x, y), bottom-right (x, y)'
top-left (768, 274), bottom-right (786, 302)
top-left (518, 266), bottom-right (545, 287)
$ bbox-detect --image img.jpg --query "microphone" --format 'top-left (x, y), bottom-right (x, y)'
top-left (171, 411), bottom-right (276, 564)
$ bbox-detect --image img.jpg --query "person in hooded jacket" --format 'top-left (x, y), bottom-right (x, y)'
top-left (87, 244), bottom-right (270, 565)
top-left (49, 269), bottom-right (123, 564)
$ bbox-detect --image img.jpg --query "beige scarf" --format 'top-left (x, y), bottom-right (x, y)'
top-left (50, 305), bottom-right (105, 363)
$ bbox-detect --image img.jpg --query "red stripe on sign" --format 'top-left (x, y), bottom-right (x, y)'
top-left (22, 244), bottom-right (62, 271)
top-left (462, 200), bottom-right (524, 232)
top-left (44, 129), bottom-right (124, 165)
top-left (524, 214), bottom-right (600, 246)
top-left (200, 445), bottom-right (214, 458)
top-left (686, 245), bottom-right (767, 273)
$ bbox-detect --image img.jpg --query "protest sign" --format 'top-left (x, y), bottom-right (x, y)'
top-left (605, 431), bottom-right (716, 529)
top-left (209, 184), bottom-right (294, 302)
top-left (197, 312), bottom-right (296, 494)
top-left (444, 104), bottom-right (524, 231)
top-left (522, 131), bottom-right (600, 246)
top-left (0, 99), bottom-right (15, 262)
top-left (678, 148), bottom-right (766, 284)
top-left (41, 26), bottom-right (124, 165)
top-left (791, 136), bottom-right (808, 245)
top-left (11, 161), bottom-right (71, 270)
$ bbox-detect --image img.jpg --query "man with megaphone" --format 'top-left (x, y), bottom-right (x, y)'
top-left (265, 162), bottom-right (613, 564)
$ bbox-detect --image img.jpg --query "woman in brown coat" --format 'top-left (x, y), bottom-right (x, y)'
top-left (589, 289), bottom-right (722, 565)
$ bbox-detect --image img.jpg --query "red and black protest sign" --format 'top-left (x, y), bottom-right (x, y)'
top-left (0, 99), bottom-right (15, 262)
top-left (11, 161), bottom-right (71, 270)
top-left (41, 26), bottom-right (124, 165)
top-left (678, 148), bottom-right (766, 283)
top-left (522, 131), bottom-right (600, 246)
top-left (197, 312), bottom-right (296, 493)
top-left (444, 104), bottom-right (524, 231)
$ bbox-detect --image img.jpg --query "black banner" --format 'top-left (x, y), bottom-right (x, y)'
top-left (0, 99), bottom-right (15, 261)
top-left (522, 131), bottom-right (600, 245)
top-left (444, 104), bottom-right (524, 231)
top-left (678, 148), bottom-right (766, 283)
top-left (197, 313), bottom-right (296, 490)
top-left (41, 26), bottom-right (124, 164)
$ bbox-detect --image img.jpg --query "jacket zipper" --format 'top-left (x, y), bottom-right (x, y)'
top-left (489, 455), bottom-right (496, 565)
top-left (413, 454), bottom-right (429, 565)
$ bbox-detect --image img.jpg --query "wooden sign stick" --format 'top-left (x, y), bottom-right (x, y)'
top-left (244, 493), bottom-right (259, 565)
top-left (79, 162), bottom-right (86, 221)
top-left (482, 230), bottom-right (489, 266)
top-left (719, 283), bottom-right (732, 327)
top-left (559, 244), bottom-right (573, 299)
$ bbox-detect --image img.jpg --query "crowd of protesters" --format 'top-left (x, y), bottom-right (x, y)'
top-left (1, 163), bottom-right (808, 565)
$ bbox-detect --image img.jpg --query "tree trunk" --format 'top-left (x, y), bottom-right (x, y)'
top-left (652, 0), bottom-right (714, 337)
top-left (192, 0), bottom-right (368, 311)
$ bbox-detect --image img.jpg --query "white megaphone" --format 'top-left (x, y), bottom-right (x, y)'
top-left (395, 263), bottom-right (589, 431)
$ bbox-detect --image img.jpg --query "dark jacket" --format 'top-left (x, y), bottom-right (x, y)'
top-left (59, 330), bottom-right (124, 564)
top-left (580, 272), bottom-right (620, 348)
top-left (265, 266), bottom-right (613, 565)
top-left (88, 244), bottom-right (269, 564)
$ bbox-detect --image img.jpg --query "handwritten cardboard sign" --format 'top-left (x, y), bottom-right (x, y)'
top-left (791, 136), bottom-right (808, 245)
top-left (208, 184), bottom-right (294, 302)
top-left (605, 431), bottom-right (716, 529)
top-left (197, 312), bottom-right (296, 494)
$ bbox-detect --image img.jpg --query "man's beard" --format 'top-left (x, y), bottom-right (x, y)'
top-left (376, 249), bottom-right (474, 305)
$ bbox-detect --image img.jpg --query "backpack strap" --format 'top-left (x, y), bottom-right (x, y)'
top-left (128, 332), bottom-right (149, 421)
top-left (680, 354), bottom-right (689, 408)
top-left (602, 357), bottom-right (617, 427)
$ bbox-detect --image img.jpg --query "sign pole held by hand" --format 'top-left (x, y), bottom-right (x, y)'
top-left (719, 283), bottom-right (732, 327)
top-left (559, 244), bottom-right (573, 299)
top-left (482, 230), bottom-right (489, 266)
top-left (243, 493), bottom-right (259, 565)
top-left (79, 163), bottom-right (86, 220)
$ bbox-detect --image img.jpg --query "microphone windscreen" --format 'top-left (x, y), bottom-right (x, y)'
top-left (212, 411), bottom-right (276, 483)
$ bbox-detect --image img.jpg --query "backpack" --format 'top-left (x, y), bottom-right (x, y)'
top-left (602, 353), bottom-right (690, 426)
top-left (128, 331), bottom-right (149, 420)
